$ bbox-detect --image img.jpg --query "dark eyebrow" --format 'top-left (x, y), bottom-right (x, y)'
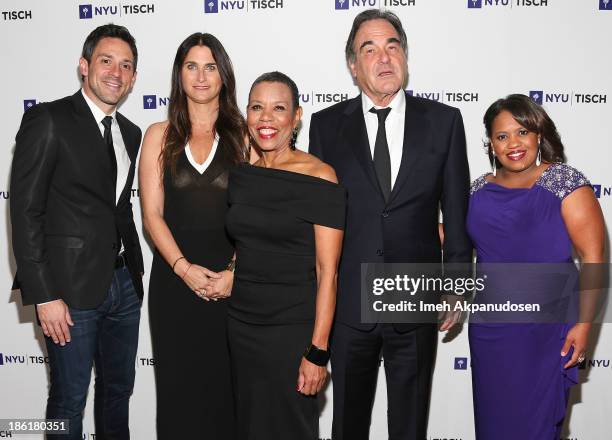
top-left (97, 53), bottom-right (133, 64)
top-left (359, 40), bottom-right (374, 51)
top-left (359, 37), bottom-right (401, 51)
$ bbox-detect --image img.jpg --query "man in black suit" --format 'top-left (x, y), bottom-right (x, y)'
top-left (10, 24), bottom-right (144, 439)
top-left (309, 9), bottom-right (472, 440)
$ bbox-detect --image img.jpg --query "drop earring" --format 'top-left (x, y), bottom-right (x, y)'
top-left (535, 140), bottom-right (542, 166)
top-left (248, 134), bottom-right (257, 157)
top-left (290, 128), bottom-right (298, 150)
top-left (491, 149), bottom-right (497, 177)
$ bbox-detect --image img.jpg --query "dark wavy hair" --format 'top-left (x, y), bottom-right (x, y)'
top-left (248, 71), bottom-right (300, 150)
top-left (484, 94), bottom-right (566, 168)
top-left (161, 33), bottom-right (247, 175)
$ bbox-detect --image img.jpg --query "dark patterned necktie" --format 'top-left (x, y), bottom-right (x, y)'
top-left (369, 107), bottom-right (392, 202)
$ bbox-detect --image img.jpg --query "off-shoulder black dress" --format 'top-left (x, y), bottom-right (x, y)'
top-left (226, 163), bottom-right (346, 439)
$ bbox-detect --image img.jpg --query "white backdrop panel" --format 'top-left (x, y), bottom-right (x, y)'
top-left (1, 1), bottom-right (611, 439)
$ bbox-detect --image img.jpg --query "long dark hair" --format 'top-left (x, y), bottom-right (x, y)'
top-left (484, 94), bottom-right (565, 168)
top-left (162, 33), bottom-right (247, 175)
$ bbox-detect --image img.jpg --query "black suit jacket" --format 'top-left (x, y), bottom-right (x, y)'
top-left (309, 92), bottom-right (472, 331)
top-left (10, 91), bottom-right (144, 309)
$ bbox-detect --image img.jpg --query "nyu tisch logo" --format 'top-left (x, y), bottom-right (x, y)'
top-left (143, 95), bottom-right (157, 109)
top-left (529, 90), bottom-right (543, 105)
top-left (468, 0), bottom-right (482, 7)
top-left (79, 4), bottom-right (93, 18)
top-left (143, 95), bottom-right (169, 109)
top-left (23, 99), bottom-right (37, 112)
top-left (335, 0), bottom-right (349, 9)
top-left (592, 184), bottom-right (611, 198)
top-left (334, 0), bottom-right (378, 10)
top-left (529, 89), bottom-right (607, 105)
top-left (454, 357), bottom-right (468, 370)
top-left (407, 89), bottom-right (479, 103)
top-left (0, 353), bottom-right (26, 365)
top-left (600, 0), bottom-right (612, 10)
top-left (79, 2), bottom-right (154, 17)
top-left (205, 0), bottom-right (219, 13)
top-left (578, 358), bottom-right (611, 369)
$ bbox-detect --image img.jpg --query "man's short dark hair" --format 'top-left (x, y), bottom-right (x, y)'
top-left (81, 24), bottom-right (138, 70)
top-left (345, 9), bottom-right (408, 64)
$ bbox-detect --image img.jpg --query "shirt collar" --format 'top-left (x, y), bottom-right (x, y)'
top-left (81, 89), bottom-right (117, 125)
top-left (361, 89), bottom-right (406, 117)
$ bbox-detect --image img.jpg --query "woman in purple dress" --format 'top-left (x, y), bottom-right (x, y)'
top-left (466, 94), bottom-right (605, 439)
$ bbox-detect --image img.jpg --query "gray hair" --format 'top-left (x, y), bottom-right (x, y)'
top-left (345, 9), bottom-right (408, 64)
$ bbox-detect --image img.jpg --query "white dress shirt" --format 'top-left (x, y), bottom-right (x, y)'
top-left (81, 89), bottom-right (131, 204)
top-left (362, 90), bottom-right (406, 188)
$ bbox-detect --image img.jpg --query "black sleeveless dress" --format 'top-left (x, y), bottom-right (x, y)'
top-left (226, 164), bottom-right (346, 439)
top-left (148, 142), bottom-right (235, 439)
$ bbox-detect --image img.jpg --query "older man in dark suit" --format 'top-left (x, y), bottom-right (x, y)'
top-left (309, 9), bottom-right (472, 440)
top-left (10, 24), bottom-right (144, 439)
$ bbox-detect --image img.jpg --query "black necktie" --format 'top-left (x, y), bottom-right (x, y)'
top-left (101, 116), bottom-right (117, 194)
top-left (101, 116), bottom-right (121, 255)
top-left (369, 107), bottom-right (392, 202)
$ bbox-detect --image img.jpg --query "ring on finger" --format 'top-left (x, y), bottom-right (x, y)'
top-left (577, 354), bottom-right (586, 363)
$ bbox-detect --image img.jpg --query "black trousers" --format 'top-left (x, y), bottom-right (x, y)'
top-left (331, 323), bottom-right (437, 440)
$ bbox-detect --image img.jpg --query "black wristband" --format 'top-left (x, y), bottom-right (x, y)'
top-left (303, 344), bottom-right (330, 366)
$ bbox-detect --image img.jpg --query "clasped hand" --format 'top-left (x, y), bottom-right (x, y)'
top-left (181, 263), bottom-right (234, 301)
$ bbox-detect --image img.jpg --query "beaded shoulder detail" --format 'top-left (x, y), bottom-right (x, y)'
top-left (536, 163), bottom-right (591, 200)
top-left (470, 174), bottom-right (489, 195)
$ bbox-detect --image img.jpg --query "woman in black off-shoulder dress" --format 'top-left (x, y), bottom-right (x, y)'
top-left (226, 72), bottom-right (346, 439)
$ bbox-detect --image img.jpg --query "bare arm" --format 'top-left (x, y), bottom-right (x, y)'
top-left (311, 224), bottom-right (343, 350)
top-left (560, 186), bottom-right (605, 368)
top-left (298, 164), bottom-right (343, 395)
top-left (139, 123), bottom-right (220, 297)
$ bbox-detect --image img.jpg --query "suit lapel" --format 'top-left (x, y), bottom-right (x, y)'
top-left (342, 95), bottom-right (384, 199)
top-left (71, 91), bottom-right (116, 204)
top-left (116, 114), bottom-right (136, 206)
top-left (389, 93), bottom-right (431, 203)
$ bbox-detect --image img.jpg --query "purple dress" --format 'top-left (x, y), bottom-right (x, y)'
top-left (466, 163), bottom-right (590, 439)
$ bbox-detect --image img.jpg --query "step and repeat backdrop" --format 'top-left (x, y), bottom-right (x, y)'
top-left (1, 0), bottom-right (611, 439)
